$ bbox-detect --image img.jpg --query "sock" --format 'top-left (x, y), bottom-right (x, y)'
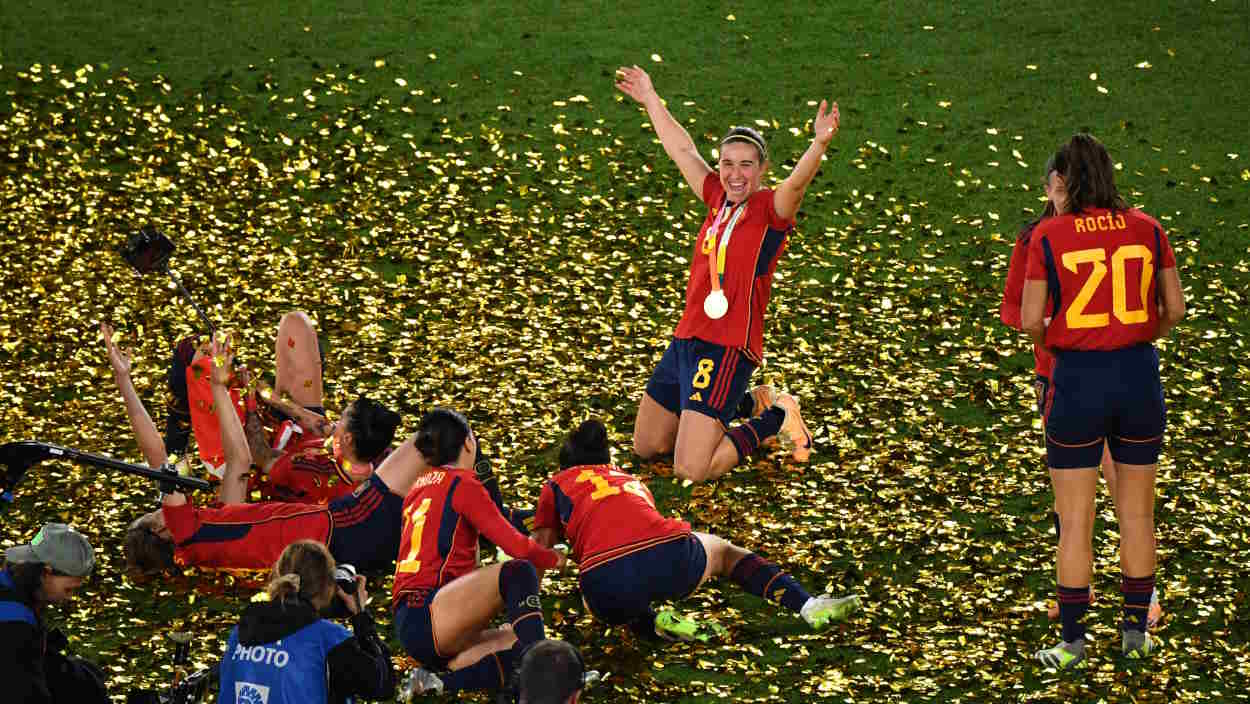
top-left (730, 553), bottom-right (811, 612)
top-left (734, 393), bottom-right (755, 420)
top-left (503, 506), bottom-right (534, 536)
top-left (474, 449), bottom-right (505, 513)
top-left (164, 338), bottom-right (196, 456)
top-left (498, 560), bottom-right (545, 647)
top-left (1122, 573), bottom-right (1154, 632)
top-left (1051, 511), bottom-right (1061, 540)
top-left (1057, 584), bottom-right (1091, 643)
top-left (440, 647), bottom-right (515, 693)
top-left (627, 607), bottom-right (663, 642)
top-left (725, 407), bottom-right (785, 462)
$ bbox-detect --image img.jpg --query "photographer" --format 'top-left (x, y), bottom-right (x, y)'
top-left (217, 540), bottom-right (395, 703)
top-left (1, 523), bottom-right (109, 704)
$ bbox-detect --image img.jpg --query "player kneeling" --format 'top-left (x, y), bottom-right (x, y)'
top-left (533, 419), bottom-right (860, 642)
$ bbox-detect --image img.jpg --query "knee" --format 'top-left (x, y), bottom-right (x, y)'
top-left (673, 459), bottom-right (712, 483)
top-left (278, 310), bottom-right (317, 333)
top-left (633, 429), bottom-right (670, 460)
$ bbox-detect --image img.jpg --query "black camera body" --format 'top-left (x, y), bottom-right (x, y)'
top-left (119, 226), bottom-right (176, 275)
top-left (324, 563), bottom-right (359, 619)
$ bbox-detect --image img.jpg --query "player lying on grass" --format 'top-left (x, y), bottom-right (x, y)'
top-left (529, 419), bottom-right (860, 643)
top-left (159, 311), bottom-right (396, 504)
top-left (393, 409), bottom-right (566, 697)
top-left (999, 159), bottom-right (1162, 627)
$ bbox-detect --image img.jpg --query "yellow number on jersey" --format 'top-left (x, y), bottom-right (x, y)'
top-left (396, 498), bottom-right (432, 575)
top-left (575, 469), bottom-right (621, 500)
top-left (1062, 245), bottom-right (1154, 329)
top-left (691, 358), bottom-right (715, 390)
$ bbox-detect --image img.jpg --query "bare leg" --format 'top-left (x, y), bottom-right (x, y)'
top-left (1051, 467), bottom-right (1099, 588)
top-left (428, 563), bottom-right (509, 657)
top-left (446, 627), bottom-right (517, 670)
top-left (1100, 441), bottom-right (1118, 506)
top-left (673, 411), bottom-right (740, 482)
top-left (693, 532), bottom-right (749, 588)
top-left (1113, 462), bottom-right (1156, 579)
top-left (633, 392), bottom-right (678, 459)
top-left (274, 311), bottom-right (324, 409)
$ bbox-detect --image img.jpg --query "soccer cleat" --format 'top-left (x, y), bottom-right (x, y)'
top-left (1047, 585), bottom-right (1095, 621)
top-left (1147, 588), bottom-right (1163, 628)
top-left (654, 610), bottom-right (700, 642)
top-left (801, 594), bottom-right (861, 631)
top-left (1122, 629), bottom-right (1153, 659)
top-left (1034, 638), bottom-right (1085, 670)
top-left (404, 667), bottom-right (445, 696)
top-left (774, 393), bottom-right (813, 462)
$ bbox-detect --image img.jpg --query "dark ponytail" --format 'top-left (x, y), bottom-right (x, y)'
top-left (559, 419), bottom-right (611, 469)
top-left (346, 396), bottom-right (401, 463)
top-left (414, 408), bottom-right (471, 467)
top-left (1057, 133), bottom-right (1127, 214)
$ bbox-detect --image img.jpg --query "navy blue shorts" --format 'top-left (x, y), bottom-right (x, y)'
top-left (327, 474), bottom-right (405, 573)
top-left (645, 338), bottom-right (756, 425)
top-left (1034, 374), bottom-right (1049, 418)
top-left (1043, 344), bottom-right (1165, 469)
top-left (579, 534), bottom-right (707, 626)
top-left (394, 588), bottom-right (451, 670)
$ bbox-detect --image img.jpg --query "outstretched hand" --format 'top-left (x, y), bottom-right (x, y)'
top-left (812, 99), bottom-right (841, 146)
top-left (209, 332), bottom-right (235, 387)
top-left (615, 65), bottom-right (659, 105)
top-left (100, 322), bottom-right (131, 378)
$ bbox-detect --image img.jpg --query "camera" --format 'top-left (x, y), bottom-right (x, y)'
top-left (119, 226), bottom-right (176, 275)
top-left (126, 665), bottom-right (217, 704)
top-left (325, 563), bottom-right (360, 619)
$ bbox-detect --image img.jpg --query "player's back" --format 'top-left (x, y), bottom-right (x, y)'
top-left (1031, 207), bottom-right (1175, 351)
top-left (544, 464), bottom-right (689, 572)
top-left (390, 467), bottom-right (477, 603)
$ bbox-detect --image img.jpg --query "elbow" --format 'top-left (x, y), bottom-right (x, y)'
top-left (1021, 315), bottom-right (1044, 338)
top-left (1168, 300), bottom-right (1186, 325)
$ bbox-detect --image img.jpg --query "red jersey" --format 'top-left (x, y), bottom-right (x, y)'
top-left (1026, 208), bottom-right (1176, 351)
top-left (162, 499), bottom-right (331, 570)
top-left (533, 465), bottom-right (690, 574)
top-left (391, 467), bottom-right (559, 607)
top-left (259, 432), bottom-right (354, 505)
top-left (1000, 218), bottom-right (1055, 377)
top-left (672, 172), bottom-right (794, 363)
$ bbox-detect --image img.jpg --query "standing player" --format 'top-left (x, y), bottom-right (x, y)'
top-left (393, 409), bottom-right (564, 697)
top-left (999, 160), bottom-right (1162, 626)
top-left (615, 65), bottom-right (840, 482)
top-left (532, 419), bottom-right (860, 643)
top-left (1021, 134), bottom-right (1185, 668)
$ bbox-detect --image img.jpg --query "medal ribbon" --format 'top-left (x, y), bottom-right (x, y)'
top-left (705, 198), bottom-right (749, 292)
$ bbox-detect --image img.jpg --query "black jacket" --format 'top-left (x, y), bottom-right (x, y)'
top-left (0, 568), bottom-right (53, 704)
top-left (233, 599), bottom-right (395, 702)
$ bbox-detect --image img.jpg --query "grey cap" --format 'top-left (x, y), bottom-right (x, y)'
top-left (5, 523), bottom-right (95, 577)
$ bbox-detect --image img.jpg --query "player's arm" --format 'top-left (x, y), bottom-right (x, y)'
top-left (615, 65), bottom-right (713, 196)
top-left (1021, 279), bottom-right (1049, 349)
top-left (258, 382), bottom-right (335, 437)
top-left (774, 99), bottom-right (840, 221)
top-left (373, 435), bottom-right (428, 496)
top-left (1000, 236), bottom-right (1031, 330)
top-left (101, 322), bottom-right (169, 469)
top-left (530, 481), bottom-right (563, 549)
top-left (1155, 266), bottom-right (1185, 338)
top-left (456, 479), bottom-right (562, 570)
top-left (209, 335), bottom-right (252, 505)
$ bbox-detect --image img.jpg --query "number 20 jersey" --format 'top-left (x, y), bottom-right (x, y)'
top-left (533, 464), bottom-right (690, 574)
top-left (1026, 207), bottom-right (1176, 351)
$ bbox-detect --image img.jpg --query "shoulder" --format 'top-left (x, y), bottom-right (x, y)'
top-left (1016, 217), bottom-right (1044, 244)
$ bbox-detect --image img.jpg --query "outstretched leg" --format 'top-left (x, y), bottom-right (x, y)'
top-left (274, 310), bottom-right (324, 410)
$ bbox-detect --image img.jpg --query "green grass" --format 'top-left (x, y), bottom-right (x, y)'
top-left (1, 1), bottom-right (1249, 702)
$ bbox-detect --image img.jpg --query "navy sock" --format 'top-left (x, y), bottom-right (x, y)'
top-left (504, 506), bottom-right (535, 536)
top-left (1122, 573), bottom-right (1154, 632)
top-left (440, 647), bottom-right (515, 693)
top-left (734, 393), bottom-right (755, 420)
top-left (1057, 584), bottom-right (1091, 643)
top-left (726, 407), bottom-right (785, 462)
top-left (474, 449), bottom-right (505, 513)
top-left (1051, 511), bottom-right (1061, 541)
top-left (730, 553), bottom-right (811, 613)
top-left (498, 560), bottom-right (545, 647)
top-left (164, 338), bottom-right (196, 457)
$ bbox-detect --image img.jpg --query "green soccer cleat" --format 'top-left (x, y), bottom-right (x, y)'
top-left (654, 610), bottom-right (700, 642)
top-left (1035, 638), bottom-right (1085, 670)
top-left (801, 594), bottom-right (861, 631)
top-left (1122, 629), bottom-right (1153, 660)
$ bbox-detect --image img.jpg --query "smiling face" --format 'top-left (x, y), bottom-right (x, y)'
top-left (718, 141), bottom-right (767, 203)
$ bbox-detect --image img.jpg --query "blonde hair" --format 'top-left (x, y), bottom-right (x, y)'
top-left (266, 540), bottom-right (337, 610)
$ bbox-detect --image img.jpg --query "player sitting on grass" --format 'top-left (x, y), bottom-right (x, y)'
top-left (530, 419), bottom-right (860, 643)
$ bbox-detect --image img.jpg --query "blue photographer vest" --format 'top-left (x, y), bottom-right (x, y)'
top-left (0, 570), bottom-right (37, 626)
top-left (217, 619), bottom-right (351, 704)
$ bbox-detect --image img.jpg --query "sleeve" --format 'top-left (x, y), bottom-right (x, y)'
top-left (1025, 230), bottom-right (1049, 281)
top-left (765, 189), bottom-right (796, 230)
top-left (701, 171), bottom-right (723, 207)
top-left (532, 481), bottom-right (560, 532)
top-left (454, 478), bottom-right (560, 570)
top-left (1158, 228), bottom-right (1177, 268)
top-left (0, 621), bottom-right (53, 704)
top-left (1000, 232), bottom-right (1031, 329)
top-left (161, 501), bottom-right (203, 544)
top-left (326, 613), bottom-right (396, 702)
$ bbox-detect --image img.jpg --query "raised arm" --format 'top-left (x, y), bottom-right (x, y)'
top-left (616, 65), bottom-right (713, 196)
top-left (209, 334), bottom-right (252, 504)
top-left (774, 99), bottom-right (840, 221)
top-left (102, 322), bottom-right (168, 469)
